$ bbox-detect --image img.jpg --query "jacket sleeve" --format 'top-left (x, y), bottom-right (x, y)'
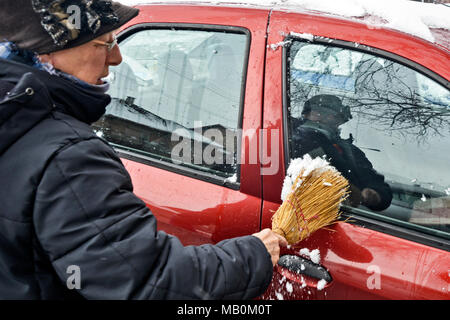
top-left (351, 146), bottom-right (393, 211)
top-left (33, 137), bottom-right (273, 299)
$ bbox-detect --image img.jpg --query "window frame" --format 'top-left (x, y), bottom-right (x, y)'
top-left (282, 34), bottom-right (450, 250)
top-left (106, 23), bottom-right (253, 190)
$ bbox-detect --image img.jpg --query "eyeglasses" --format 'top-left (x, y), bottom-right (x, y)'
top-left (92, 36), bottom-right (118, 52)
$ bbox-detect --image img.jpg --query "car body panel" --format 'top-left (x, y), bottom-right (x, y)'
top-left (110, 4), bottom-right (450, 299)
top-left (261, 9), bottom-right (449, 299)
top-left (123, 158), bottom-right (262, 244)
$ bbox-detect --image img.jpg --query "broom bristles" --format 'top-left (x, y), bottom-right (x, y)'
top-left (272, 165), bottom-right (350, 245)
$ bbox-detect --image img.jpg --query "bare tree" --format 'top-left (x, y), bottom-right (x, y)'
top-left (288, 47), bottom-right (450, 142)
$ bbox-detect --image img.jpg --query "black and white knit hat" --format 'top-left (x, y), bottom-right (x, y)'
top-left (0, 0), bottom-right (139, 54)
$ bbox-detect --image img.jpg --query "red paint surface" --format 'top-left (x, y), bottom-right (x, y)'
top-left (118, 4), bottom-right (450, 299)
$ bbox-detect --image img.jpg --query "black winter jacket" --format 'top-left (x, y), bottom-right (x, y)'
top-left (0, 59), bottom-right (273, 299)
top-left (291, 118), bottom-right (392, 211)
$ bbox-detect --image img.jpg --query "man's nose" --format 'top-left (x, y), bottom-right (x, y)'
top-left (107, 45), bottom-right (122, 66)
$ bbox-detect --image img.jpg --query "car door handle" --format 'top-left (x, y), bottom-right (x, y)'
top-left (277, 254), bottom-right (332, 283)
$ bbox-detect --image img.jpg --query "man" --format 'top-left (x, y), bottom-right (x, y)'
top-left (290, 94), bottom-right (392, 211)
top-left (0, 0), bottom-right (286, 299)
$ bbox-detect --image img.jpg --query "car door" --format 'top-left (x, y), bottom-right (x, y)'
top-left (93, 5), bottom-right (270, 245)
top-left (261, 10), bottom-right (450, 299)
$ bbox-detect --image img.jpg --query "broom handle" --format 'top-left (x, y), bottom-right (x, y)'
top-left (272, 227), bottom-right (287, 239)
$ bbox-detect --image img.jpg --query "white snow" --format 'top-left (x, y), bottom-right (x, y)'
top-left (297, 248), bottom-right (328, 291)
top-left (224, 173), bottom-right (237, 183)
top-left (310, 249), bottom-right (321, 264)
top-left (299, 247), bottom-right (310, 257)
top-left (299, 247), bottom-right (320, 264)
top-left (300, 276), bottom-right (307, 288)
top-left (285, 281), bottom-right (293, 293)
top-left (280, 176), bottom-right (294, 202)
top-left (317, 279), bottom-right (327, 291)
top-left (94, 130), bottom-right (104, 138)
top-left (281, 154), bottom-right (336, 201)
top-left (117, 0), bottom-right (450, 45)
top-left (289, 31), bottom-right (314, 42)
top-left (269, 40), bottom-right (292, 51)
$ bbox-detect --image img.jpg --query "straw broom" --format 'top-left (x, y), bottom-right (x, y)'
top-left (272, 155), bottom-right (350, 245)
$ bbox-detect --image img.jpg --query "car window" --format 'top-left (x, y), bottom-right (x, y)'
top-left (286, 40), bottom-right (450, 239)
top-left (93, 28), bottom-right (248, 180)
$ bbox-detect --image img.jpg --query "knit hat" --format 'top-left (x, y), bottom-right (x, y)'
top-left (0, 0), bottom-right (139, 54)
top-left (302, 94), bottom-right (352, 121)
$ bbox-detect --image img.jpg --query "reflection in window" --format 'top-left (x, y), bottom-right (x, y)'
top-left (287, 41), bottom-right (450, 238)
top-left (93, 29), bottom-right (248, 179)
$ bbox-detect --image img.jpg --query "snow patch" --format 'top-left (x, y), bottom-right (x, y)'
top-left (94, 130), bottom-right (104, 138)
top-left (298, 247), bottom-right (329, 290)
top-left (269, 40), bottom-right (292, 51)
top-left (299, 247), bottom-right (320, 264)
top-left (225, 173), bottom-right (237, 183)
top-left (275, 292), bottom-right (284, 300)
top-left (310, 249), bottom-right (321, 264)
top-left (117, 0), bottom-right (450, 45)
top-left (289, 31), bottom-right (314, 42)
top-left (285, 281), bottom-right (293, 293)
top-left (282, 154), bottom-right (336, 201)
top-left (317, 279), bottom-right (327, 291)
top-left (299, 247), bottom-right (310, 257)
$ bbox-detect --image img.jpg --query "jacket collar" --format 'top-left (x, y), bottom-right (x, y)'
top-left (0, 58), bottom-right (111, 155)
top-left (0, 58), bottom-right (111, 124)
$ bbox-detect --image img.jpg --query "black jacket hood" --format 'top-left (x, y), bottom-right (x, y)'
top-left (0, 58), bottom-right (110, 156)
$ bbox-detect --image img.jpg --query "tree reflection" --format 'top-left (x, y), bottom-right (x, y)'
top-left (289, 47), bottom-right (450, 142)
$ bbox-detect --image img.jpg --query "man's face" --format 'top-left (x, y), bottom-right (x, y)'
top-left (39, 31), bottom-right (122, 85)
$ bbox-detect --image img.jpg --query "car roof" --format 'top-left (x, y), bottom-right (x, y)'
top-left (120, 0), bottom-right (450, 52)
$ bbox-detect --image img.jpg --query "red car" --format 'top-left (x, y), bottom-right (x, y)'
top-left (93, 2), bottom-right (450, 299)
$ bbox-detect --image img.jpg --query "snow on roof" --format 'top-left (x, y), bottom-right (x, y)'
top-left (117, 0), bottom-right (450, 47)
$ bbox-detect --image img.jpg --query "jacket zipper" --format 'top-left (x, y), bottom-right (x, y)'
top-left (0, 87), bottom-right (34, 105)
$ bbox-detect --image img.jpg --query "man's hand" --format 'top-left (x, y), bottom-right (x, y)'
top-left (361, 188), bottom-right (382, 207)
top-left (346, 183), bottom-right (362, 207)
top-left (252, 229), bottom-right (288, 266)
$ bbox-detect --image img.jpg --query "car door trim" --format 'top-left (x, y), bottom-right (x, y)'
top-left (115, 147), bottom-right (241, 190)
top-left (341, 209), bottom-right (450, 251)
